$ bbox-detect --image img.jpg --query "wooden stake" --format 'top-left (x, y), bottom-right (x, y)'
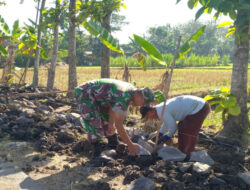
top-left (154, 36), bottom-right (182, 152)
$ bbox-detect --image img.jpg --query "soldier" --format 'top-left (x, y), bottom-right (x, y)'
top-left (74, 78), bottom-right (155, 157)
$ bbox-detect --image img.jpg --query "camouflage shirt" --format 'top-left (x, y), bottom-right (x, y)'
top-left (74, 79), bottom-right (136, 116)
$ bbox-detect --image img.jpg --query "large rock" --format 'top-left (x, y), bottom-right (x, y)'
top-left (158, 146), bottom-right (186, 161)
top-left (238, 172), bottom-right (250, 185)
top-left (190, 150), bottom-right (214, 165)
top-left (138, 138), bottom-right (153, 153)
top-left (138, 146), bottom-right (151, 155)
top-left (0, 163), bottom-right (48, 190)
top-left (127, 176), bottom-right (156, 190)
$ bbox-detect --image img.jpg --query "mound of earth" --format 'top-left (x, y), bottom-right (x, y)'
top-left (0, 84), bottom-right (249, 190)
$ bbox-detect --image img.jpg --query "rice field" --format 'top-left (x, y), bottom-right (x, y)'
top-left (5, 66), bottom-right (250, 96)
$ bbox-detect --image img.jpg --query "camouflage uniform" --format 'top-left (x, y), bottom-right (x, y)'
top-left (74, 79), bottom-right (138, 143)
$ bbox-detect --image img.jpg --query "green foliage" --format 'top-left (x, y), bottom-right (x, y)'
top-left (133, 34), bottom-right (165, 65)
top-left (177, 0), bottom-right (250, 38)
top-left (110, 56), bottom-right (138, 67)
top-left (82, 20), bottom-right (124, 54)
top-left (204, 87), bottom-right (241, 117)
top-left (154, 90), bottom-right (165, 103)
top-left (0, 45), bottom-right (7, 56)
top-left (178, 25), bottom-right (206, 59)
top-left (220, 55), bottom-right (230, 66)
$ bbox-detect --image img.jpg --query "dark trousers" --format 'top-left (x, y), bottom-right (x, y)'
top-left (178, 102), bottom-right (211, 154)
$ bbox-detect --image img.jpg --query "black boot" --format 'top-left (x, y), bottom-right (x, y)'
top-left (107, 134), bottom-right (119, 149)
top-left (92, 142), bottom-right (102, 157)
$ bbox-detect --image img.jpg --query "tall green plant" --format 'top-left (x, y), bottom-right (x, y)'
top-left (132, 26), bottom-right (206, 70)
top-left (0, 18), bottom-right (24, 83)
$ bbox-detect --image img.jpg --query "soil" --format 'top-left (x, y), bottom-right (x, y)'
top-left (0, 84), bottom-right (249, 190)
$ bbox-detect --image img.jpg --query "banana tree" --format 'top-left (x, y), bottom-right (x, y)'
top-left (17, 23), bottom-right (37, 85)
top-left (77, 0), bottom-right (125, 78)
top-left (133, 25), bottom-right (206, 95)
top-left (0, 18), bottom-right (24, 83)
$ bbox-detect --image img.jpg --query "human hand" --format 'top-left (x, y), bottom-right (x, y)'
top-left (128, 143), bottom-right (140, 156)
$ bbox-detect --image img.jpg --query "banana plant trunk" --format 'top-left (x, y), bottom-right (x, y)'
top-left (32, 0), bottom-right (46, 87)
top-left (67, 0), bottom-right (77, 97)
top-left (101, 12), bottom-right (111, 78)
top-left (0, 45), bottom-right (15, 83)
top-left (218, 9), bottom-right (249, 146)
top-left (19, 50), bottom-right (33, 85)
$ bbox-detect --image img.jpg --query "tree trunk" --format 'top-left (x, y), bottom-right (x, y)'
top-left (0, 45), bottom-right (15, 83)
top-left (19, 50), bottom-right (33, 85)
top-left (67, 0), bottom-right (77, 97)
top-left (218, 9), bottom-right (249, 146)
top-left (47, 0), bottom-right (60, 91)
top-left (101, 12), bottom-right (111, 78)
top-left (32, 0), bottom-right (46, 87)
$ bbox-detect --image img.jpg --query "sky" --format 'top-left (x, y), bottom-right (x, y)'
top-left (0, 0), bottom-right (231, 44)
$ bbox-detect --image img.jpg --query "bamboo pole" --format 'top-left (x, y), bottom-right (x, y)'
top-left (154, 36), bottom-right (182, 152)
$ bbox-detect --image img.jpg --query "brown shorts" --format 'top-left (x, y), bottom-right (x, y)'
top-left (177, 101), bottom-right (211, 154)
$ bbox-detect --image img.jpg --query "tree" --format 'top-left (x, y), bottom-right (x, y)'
top-left (46, 0), bottom-right (67, 90)
top-left (0, 19), bottom-right (23, 83)
top-left (67, 0), bottom-right (77, 97)
top-left (146, 24), bottom-right (180, 55)
top-left (177, 0), bottom-right (249, 145)
top-left (18, 23), bottom-right (37, 84)
top-left (80, 0), bottom-right (125, 78)
top-left (32, 0), bottom-right (46, 87)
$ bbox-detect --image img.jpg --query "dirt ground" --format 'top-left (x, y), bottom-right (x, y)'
top-left (0, 84), bottom-right (249, 190)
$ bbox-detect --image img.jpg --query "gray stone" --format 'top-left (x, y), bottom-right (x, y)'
top-left (4, 142), bottom-right (27, 149)
top-left (54, 113), bottom-right (67, 120)
top-left (22, 99), bottom-right (37, 108)
top-left (138, 138), bottom-right (153, 153)
top-left (39, 105), bottom-right (53, 112)
top-left (158, 146), bottom-right (186, 161)
top-left (238, 172), bottom-right (250, 185)
top-left (59, 123), bottom-right (73, 129)
top-left (16, 116), bottom-right (35, 126)
top-left (20, 108), bottom-right (36, 117)
top-left (138, 146), bottom-right (151, 155)
top-left (0, 157), bottom-right (4, 164)
top-left (67, 113), bottom-right (81, 121)
top-left (162, 181), bottom-right (185, 190)
top-left (190, 150), bottom-right (214, 165)
top-left (192, 162), bottom-right (211, 174)
top-left (0, 163), bottom-right (48, 190)
top-left (127, 176), bottom-right (156, 190)
top-left (101, 150), bottom-right (117, 158)
top-left (209, 177), bottom-right (226, 185)
top-left (177, 162), bottom-right (193, 172)
top-left (0, 113), bottom-right (7, 119)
